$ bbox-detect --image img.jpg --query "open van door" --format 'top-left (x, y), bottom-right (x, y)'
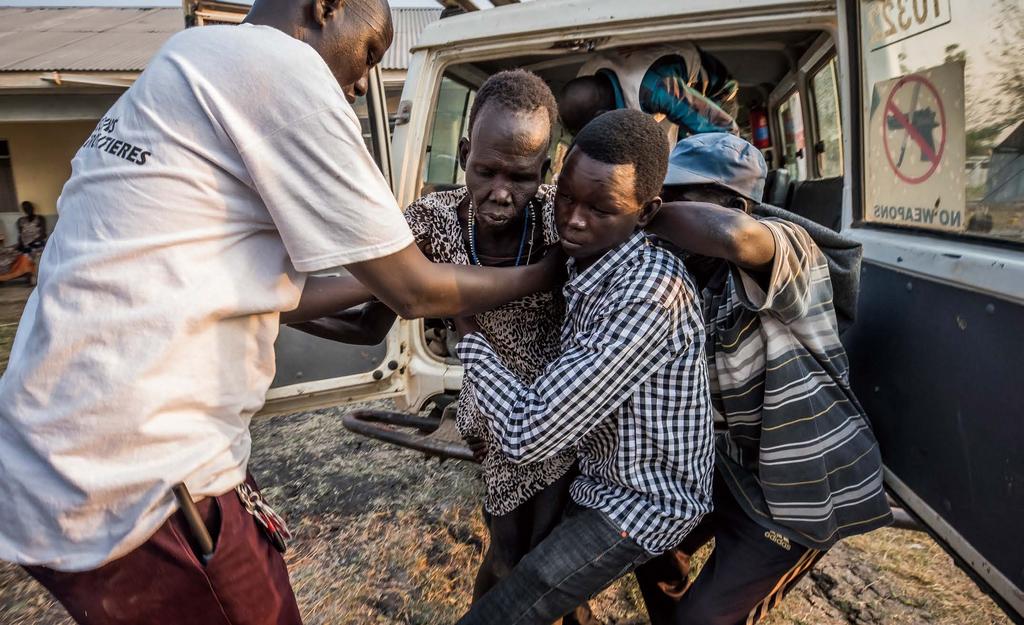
top-left (840, 0), bottom-right (1023, 619)
top-left (182, 0), bottom-right (455, 418)
top-left (260, 65), bottom-right (459, 418)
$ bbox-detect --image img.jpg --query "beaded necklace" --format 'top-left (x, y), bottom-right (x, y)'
top-left (467, 196), bottom-right (537, 267)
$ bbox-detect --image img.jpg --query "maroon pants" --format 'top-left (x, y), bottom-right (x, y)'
top-left (25, 478), bottom-right (302, 625)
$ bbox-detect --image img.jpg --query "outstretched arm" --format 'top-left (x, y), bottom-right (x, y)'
top-left (344, 242), bottom-right (563, 321)
top-left (646, 201), bottom-right (775, 271)
top-left (282, 244), bottom-right (562, 325)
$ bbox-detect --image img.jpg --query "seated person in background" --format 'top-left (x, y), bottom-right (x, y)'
top-left (294, 69), bottom-right (594, 624)
top-left (17, 201), bottom-right (47, 259)
top-left (0, 215), bottom-right (36, 283)
top-left (635, 132), bottom-right (892, 625)
top-left (454, 109), bottom-right (714, 625)
top-left (559, 43), bottom-right (739, 140)
top-left (0, 232), bottom-right (32, 282)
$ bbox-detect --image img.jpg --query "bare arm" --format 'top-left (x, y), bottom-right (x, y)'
top-left (279, 274), bottom-right (376, 325)
top-left (288, 301), bottom-right (397, 345)
top-left (345, 242), bottom-right (562, 320)
top-left (282, 234), bottom-right (429, 330)
top-left (646, 201), bottom-right (775, 271)
top-left (283, 242), bottom-right (561, 325)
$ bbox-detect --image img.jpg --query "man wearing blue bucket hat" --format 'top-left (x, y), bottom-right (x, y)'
top-left (635, 133), bottom-right (892, 625)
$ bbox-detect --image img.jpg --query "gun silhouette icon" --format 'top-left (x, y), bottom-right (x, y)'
top-left (887, 107), bottom-right (939, 163)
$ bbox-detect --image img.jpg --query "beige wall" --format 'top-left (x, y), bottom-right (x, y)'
top-left (0, 120), bottom-right (96, 216)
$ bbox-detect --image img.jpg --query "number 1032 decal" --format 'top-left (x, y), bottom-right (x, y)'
top-left (867, 0), bottom-right (952, 50)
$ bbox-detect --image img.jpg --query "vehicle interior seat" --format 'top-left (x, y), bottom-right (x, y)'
top-left (763, 168), bottom-right (791, 208)
top-left (784, 176), bottom-right (844, 232)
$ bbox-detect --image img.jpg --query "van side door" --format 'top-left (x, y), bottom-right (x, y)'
top-left (262, 67), bottom-right (428, 416)
top-left (841, 0), bottom-right (1024, 618)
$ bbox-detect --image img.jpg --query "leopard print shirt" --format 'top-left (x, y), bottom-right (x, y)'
top-left (404, 185), bottom-right (576, 516)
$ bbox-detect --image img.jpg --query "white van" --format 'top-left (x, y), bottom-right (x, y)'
top-left (248, 1), bottom-right (1023, 619)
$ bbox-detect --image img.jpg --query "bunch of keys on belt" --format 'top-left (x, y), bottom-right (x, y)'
top-left (235, 481), bottom-right (291, 554)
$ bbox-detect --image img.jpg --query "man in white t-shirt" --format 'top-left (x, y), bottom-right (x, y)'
top-left (0, 0), bottom-right (557, 623)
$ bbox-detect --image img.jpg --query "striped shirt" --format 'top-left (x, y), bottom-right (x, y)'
top-left (707, 218), bottom-right (892, 549)
top-left (457, 232), bottom-right (715, 554)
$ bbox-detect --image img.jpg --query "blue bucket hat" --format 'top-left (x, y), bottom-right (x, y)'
top-left (663, 132), bottom-right (767, 203)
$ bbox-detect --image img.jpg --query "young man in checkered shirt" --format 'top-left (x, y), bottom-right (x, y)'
top-left (453, 109), bottom-right (715, 625)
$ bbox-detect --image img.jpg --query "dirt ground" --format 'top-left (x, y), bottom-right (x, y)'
top-left (0, 283), bottom-right (1014, 625)
top-left (0, 284), bottom-right (31, 371)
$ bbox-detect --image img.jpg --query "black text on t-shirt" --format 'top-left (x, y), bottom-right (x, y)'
top-left (82, 117), bottom-right (152, 166)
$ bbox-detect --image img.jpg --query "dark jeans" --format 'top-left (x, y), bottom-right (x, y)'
top-left (473, 470), bottom-right (597, 625)
top-left (634, 475), bottom-right (824, 625)
top-left (458, 504), bottom-right (651, 625)
top-left (24, 476), bottom-right (301, 625)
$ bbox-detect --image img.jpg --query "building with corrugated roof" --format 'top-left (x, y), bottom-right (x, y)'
top-left (0, 5), bottom-right (439, 237)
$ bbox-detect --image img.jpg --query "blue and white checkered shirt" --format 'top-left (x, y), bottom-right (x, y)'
top-left (457, 232), bottom-right (715, 554)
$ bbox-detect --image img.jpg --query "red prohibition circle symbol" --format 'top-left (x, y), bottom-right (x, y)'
top-left (882, 74), bottom-right (947, 184)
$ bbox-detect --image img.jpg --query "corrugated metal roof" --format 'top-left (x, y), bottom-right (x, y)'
top-left (0, 6), bottom-right (439, 73)
top-left (0, 8), bottom-right (182, 71)
top-left (382, 8), bottom-right (440, 71)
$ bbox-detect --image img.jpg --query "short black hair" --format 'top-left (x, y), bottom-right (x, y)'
top-left (572, 109), bottom-right (669, 205)
top-left (559, 74), bottom-right (616, 136)
top-left (467, 69), bottom-right (558, 141)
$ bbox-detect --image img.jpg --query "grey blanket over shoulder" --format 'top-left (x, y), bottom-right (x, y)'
top-left (754, 203), bottom-right (862, 333)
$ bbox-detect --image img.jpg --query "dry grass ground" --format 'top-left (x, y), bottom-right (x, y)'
top-left (0, 283), bottom-right (1014, 625)
top-left (0, 404), bottom-right (1013, 625)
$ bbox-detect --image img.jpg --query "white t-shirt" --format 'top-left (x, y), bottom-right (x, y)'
top-left (0, 24), bottom-right (413, 571)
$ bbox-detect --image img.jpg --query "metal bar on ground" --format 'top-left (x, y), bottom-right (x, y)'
top-left (343, 409), bottom-right (476, 462)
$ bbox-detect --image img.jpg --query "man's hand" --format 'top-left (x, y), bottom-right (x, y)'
top-left (465, 435), bottom-right (488, 463)
top-left (536, 243), bottom-right (569, 291)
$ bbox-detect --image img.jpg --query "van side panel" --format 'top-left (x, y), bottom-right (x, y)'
top-left (845, 262), bottom-right (1024, 614)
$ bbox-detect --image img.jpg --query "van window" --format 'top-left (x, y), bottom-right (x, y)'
top-left (811, 57), bottom-right (844, 178)
top-left (858, 0), bottom-right (1023, 244)
top-left (777, 91), bottom-right (808, 181)
top-left (423, 77), bottom-right (476, 192)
